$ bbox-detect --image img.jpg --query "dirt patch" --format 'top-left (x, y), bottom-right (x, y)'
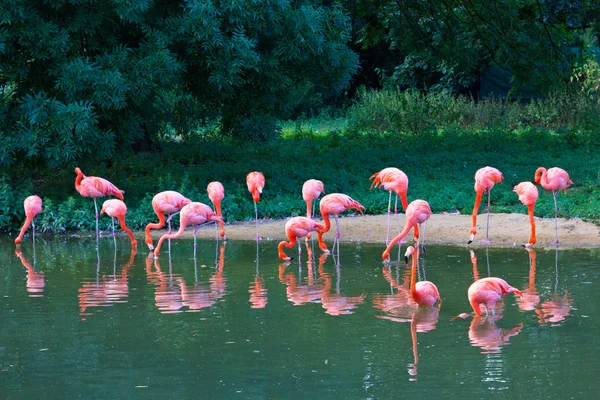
top-left (155, 213), bottom-right (600, 249)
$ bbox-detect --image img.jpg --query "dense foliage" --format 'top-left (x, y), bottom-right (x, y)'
top-left (0, 0), bottom-right (358, 166)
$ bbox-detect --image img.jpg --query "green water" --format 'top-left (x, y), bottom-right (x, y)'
top-left (1, 235), bottom-right (599, 399)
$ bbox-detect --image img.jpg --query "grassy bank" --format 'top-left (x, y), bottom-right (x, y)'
top-left (2, 125), bottom-right (598, 235)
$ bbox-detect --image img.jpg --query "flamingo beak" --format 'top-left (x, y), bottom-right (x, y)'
top-left (514, 290), bottom-right (523, 297)
top-left (468, 233), bottom-right (475, 244)
top-left (404, 255), bottom-right (409, 264)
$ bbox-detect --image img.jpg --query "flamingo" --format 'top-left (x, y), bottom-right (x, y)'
top-left (302, 179), bottom-right (324, 240)
top-left (153, 202), bottom-right (222, 258)
top-left (382, 200), bottom-right (431, 260)
top-left (468, 277), bottom-right (522, 317)
top-left (370, 167), bottom-right (410, 245)
top-left (278, 217), bottom-right (325, 260)
top-left (100, 199), bottom-right (137, 248)
top-left (316, 193), bottom-right (365, 254)
top-left (75, 167), bottom-right (124, 241)
top-left (15, 248), bottom-right (45, 297)
top-left (144, 191), bottom-right (191, 250)
top-left (513, 182), bottom-right (539, 247)
top-left (246, 171), bottom-right (265, 241)
top-left (469, 166), bottom-right (503, 244)
top-left (468, 316), bottom-right (523, 353)
top-left (207, 182), bottom-right (226, 240)
top-left (516, 249), bottom-right (540, 312)
top-left (404, 245), bottom-right (441, 307)
top-left (15, 195), bottom-right (43, 246)
top-left (534, 167), bottom-right (572, 245)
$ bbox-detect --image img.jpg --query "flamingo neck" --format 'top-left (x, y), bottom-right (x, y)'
top-left (471, 190), bottom-right (483, 234)
top-left (145, 207), bottom-right (166, 244)
top-left (534, 168), bottom-right (547, 185)
top-left (528, 205), bottom-right (536, 245)
top-left (154, 223), bottom-right (187, 255)
top-left (75, 171), bottom-right (83, 192)
top-left (410, 250), bottom-right (418, 302)
top-left (15, 216), bottom-right (34, 244)
top-left (118, 216), bottom-right (137, 247)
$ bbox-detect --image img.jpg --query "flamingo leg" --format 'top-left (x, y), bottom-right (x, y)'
top-left (335, 215), bottom-right (341, 265)
top-left (394, 193), bottom-right (401, 237)
top-left (483, 190), bottom-right (491, 244)
top-left (32, 219), bottom-right (37, 264)
top-left (386, 190), bottom-right (392, 245)
top-left (93, 198), bottom-right (99, 241)
top-left (193, 225), bottom-right (200, 259)
top-left (254, 202), bottom-right (262, 241)
top-left (552, 190), bottom-right (559, 245)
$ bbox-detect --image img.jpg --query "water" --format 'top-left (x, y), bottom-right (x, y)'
top-left (2, 235), bottom-right (600, 399)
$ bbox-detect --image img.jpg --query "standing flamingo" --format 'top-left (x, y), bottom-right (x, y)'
top-left (302, 179), bottom-right (324, 240)
top-left (469, 166), bottom-right (503, 244)
top-left (382, 200), bottom-right (431, 260)
top-left (468, 277), bottom-right (522, 317)
top-left (15, 195), bottom-right (43, 246)
top-left (513, 182), bottom-right (539, 247)
top-left (100, 199), bottom-right (137, 248)
top-left (75, 167), bottom-right (124, 241)
top-left (370, 168), bottom-right (410, 245)
top-left (246, 171), bottom-right (265, 241)
top-left (207, 182), bottom-right (226, 240)
top-left (144, 191), bottom-right (191, 250)
top-left (316, 193), bottom-right (365, 254)
top-left (153, 202), bottom-right (222, 258)
top-left (278, 217), bottom-right (325, 260)
top-left (404, 246), bottom-right (441, 307)
top-left (534, 167), bottom-right (572, 245)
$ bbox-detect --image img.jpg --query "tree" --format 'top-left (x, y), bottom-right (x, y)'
top-left (0, 0), bottom-right (358, 167)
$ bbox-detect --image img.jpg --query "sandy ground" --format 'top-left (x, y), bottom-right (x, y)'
top-left (151, 213), bottom-right (600, 249)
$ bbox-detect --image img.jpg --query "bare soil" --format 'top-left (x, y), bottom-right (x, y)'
top-left (159, 213), bottom-right (600, 249)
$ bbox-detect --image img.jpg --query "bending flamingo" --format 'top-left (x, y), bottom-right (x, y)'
top-left (278, 217), bottom-right (325, 261)
top-left (246, 171), bottom-right (265, 241)
top-left (404, 245), bottom-right (441, 307)
top-left (370, 167), bottom-right (410, 244)
top-left (207, 182), bottom-right (226, 240)
top-left (302, 179), bottom-right (324, 240)
top-left (75, 167), bottom-right (124, 241)
top-left (144, 191), bottom-right (191, 250)
top-left (100, 199), bottom-right (137, 248)
top-left (513, 182), bottom-right (539, 247)
top-left (15, 195), bottom-right (43, 246)
top-left (469, 166), bottom-right (503, 244)
top-left (317, 193), bottom-right (365, 254)
top-left (153, 202), bottom-right (222, 258)
top-left (534, 167), bottom-right (572, 245)
top-left (382, 200), bottom-right (431, 260)
top-left (468, 277), bottom-right (522, 317)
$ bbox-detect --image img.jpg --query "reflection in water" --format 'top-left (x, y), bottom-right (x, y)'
top-left (318, 253), bottom-right (365, 316)
top-left (537, 248), bottom-right (572, 326)
top-left (407, 307), bottom-right (439, 380)
top-left (249, 240), bottom-right (268, 309)
top-left (146, 244), bottom-right (228, 314)
top-left (15, 248), bottom-right (45, 297)
top-left (517, 249), bottom-right (540, 312)
top-left (79, 248), bottom-right (137, 317)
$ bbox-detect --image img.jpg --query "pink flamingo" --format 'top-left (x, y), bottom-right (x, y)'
top-left (468, 316), bottom-right (523, 353)
top-left (469, 166), bottom-right (503, 244)
top-left (15, 248), bottom-right (45, 297)
top-left (513, 182), bottom-right (539, 247)
top-left (404, 245), bottom-right (441, 307)
top-left (302, 179), bottom-right (324, 240)
top-left (278, 246), bottom-right (325, 306)
top-left (370, 167), bottom-right (410, 244)
top-left (249, 276), bottom-right (268, 309)
top-left (15, 195), bottom-right (43, 246)
top-left (207, 182), bottom-right (226, 240)
top-left (100, 199), bottom-right (137, 248)
top-left (144, 191), bottom-right (191, 250)
top-left (382, 200), bottom-right (431, 260)
top-left (278, 217), bottom-right (325, 260)
top-left (318, 257), bottom-right (365, 316)
top-left (317, 193), bottom-right (365, 254)
top-left (75, 167), bottom-right (124, 241)
top-left (468, 277), bottom-right (523, 317)
top-left (246, 171), bottom-right (265, 241)
top-left (534, 167), bottom-right (572, 245)
top-left (153, 202), bottom-right (222, 258)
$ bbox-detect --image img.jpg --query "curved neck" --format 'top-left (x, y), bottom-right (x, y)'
top-left (535, 168), bottom-right (547, 185)
top-left (75, 171), bottom-right (83, 192)
top-left (410, 248), bottom-right (418, 301)
top-left (118, 216), bottom-right (136, 247)
top-left (145, 207), bottom-right (167, 244)
top-left (15, 216), bottom-right (34, 244)
top-left (154, 223), bottom-right (187, 256)
top-left (471, 190), bottom-right (483, 233)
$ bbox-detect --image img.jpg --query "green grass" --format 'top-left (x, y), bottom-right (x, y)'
top-left (2, 123), bottom-right (599, 235)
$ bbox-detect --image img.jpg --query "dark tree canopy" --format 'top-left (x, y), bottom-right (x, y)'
top-left (0, 0), bottom-right (359, 166)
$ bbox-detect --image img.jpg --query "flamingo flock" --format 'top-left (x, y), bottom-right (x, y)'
top-left (12, 165), bottom-right (573, 319)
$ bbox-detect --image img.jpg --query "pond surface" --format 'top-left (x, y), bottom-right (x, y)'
top-left (1, 235), bottom-right (600, 399)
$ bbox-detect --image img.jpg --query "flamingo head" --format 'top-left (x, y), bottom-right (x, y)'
top-left (404, 245), bottom-right (416, 264)
top-left (74, 167), bottom-right (84, 176)
top-left (534, 168), bottom-right (545, 184)
top-left (509, 288), bottom-right (523, 297)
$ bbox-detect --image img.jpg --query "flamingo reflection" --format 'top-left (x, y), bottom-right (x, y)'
top-left (468, 316), bottom-right (523, 354)
top-left (318, 254), bottom-right (365, 316)
top-left (516, 249), bottom-right (540, 312)
top-left (146, 257), bottom-right (186, 313)
top-left (79, 248), bottom-right (137, 317)
top-left (537, 248), bottom-right (572, 326)
top-left (249, 241), bottom-right (268, 309)
top-left (15, 248), bottom-right (45, 297)
top-left (407, 307), bottom-right (440, 380)
top-left (278, 245), bottom-right (325, 306)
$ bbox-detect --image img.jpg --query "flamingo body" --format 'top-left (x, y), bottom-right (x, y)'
top-left (75, 167), bottom-right (124, 200)
top-left (154, 202), bottom-right (222, 257)
top-left (302, 179), bottom-right (324, 218)
top-left (145, 191), bottom-right (192, 249)
top-left (468, 277), bottom-right (522, 316)
top-left (100, 199), bottom-right (137, 248)
top-left (317, 193), bottom-right (365, 253)
top-left (514, 182), bottom-right (539, 246)
top-left (278, 217), bottom-right (325, 260)
top-left (470, 166), bottom-right (503, 243)
top-left (15, 195), bottom-right (43, 245)
top-left (405, 245), bottom-right (440, 307)
top-left (370, 167), bottom-right (409, 210)
top-left (382, 200), bottom-right (431, 260)
top-left (535, 167), bottom-right (572, 192)
top-left (207, 182), bottom-right (226, 238)
top-left (246, 171), bottom-right (265, 203)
